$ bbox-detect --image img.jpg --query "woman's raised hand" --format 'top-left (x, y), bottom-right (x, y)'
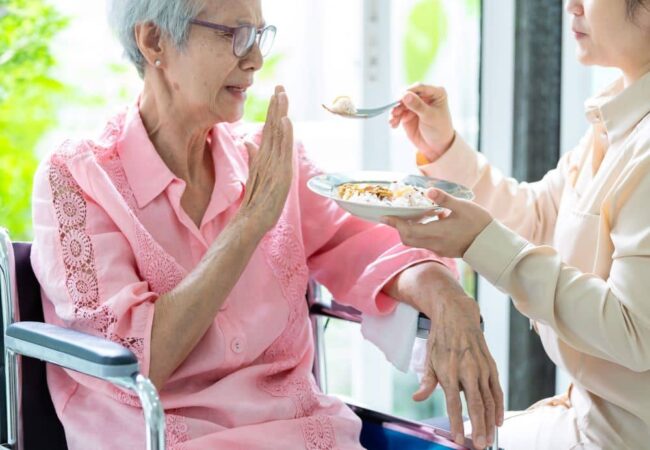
top-left (241, 86), bottom-right (294, 233)
top-left (390, 83), bottom-right (456, 163)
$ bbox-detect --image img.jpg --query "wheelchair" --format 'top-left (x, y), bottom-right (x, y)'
top-left (0, 227), bottom-right (497, 450)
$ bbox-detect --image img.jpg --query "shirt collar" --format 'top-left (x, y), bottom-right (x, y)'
top-left (118, 101), bottom-right (176, 209)
top-left (117, 101), bottom-right (249, 211)
top-left (211, 122), bottom-right (249, 188)
top-left (205, 123), bottom-right (248, 212)
top-left (584, 70), bottom-right (650, 145)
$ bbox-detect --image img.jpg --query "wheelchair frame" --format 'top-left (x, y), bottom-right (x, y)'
top-left (0, 229), bottom-right (164, 450)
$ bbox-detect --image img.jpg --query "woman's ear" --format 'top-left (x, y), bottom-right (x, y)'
top-left (134, 21), bottom-right (165, 68)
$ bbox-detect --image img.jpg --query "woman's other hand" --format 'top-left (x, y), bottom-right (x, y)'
top-left (390, 83), bottom-right (456, 163)
top-left (386, 262), bottom-right (503, 449)
top-left (240, 85), bottom-right (294, 233)
top-left (419, 293), bottom-right (503, 449)
top-left (382, 188), bottom-right (493, 258)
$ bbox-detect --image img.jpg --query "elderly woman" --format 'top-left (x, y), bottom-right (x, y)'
top-left (386, 0), bottom-right (650, 448)
top-left (30, 0), bottom-right (502, 449)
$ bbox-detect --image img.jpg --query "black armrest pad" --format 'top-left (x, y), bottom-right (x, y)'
top-left (309, 301), bottom-right (363, 324)
top-left (6, 322), bottom-right (137, 366)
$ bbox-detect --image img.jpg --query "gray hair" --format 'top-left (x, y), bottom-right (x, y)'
top-left (107, 0), bottom-right (205, 78)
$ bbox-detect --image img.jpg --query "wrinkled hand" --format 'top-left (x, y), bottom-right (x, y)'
top-left (416, 293), bottom-right (504, 450)
top-left (240, 86), bottom-right (294, 233)
top-left (389, 83), bottom-right (455, 163)
top-left (385, 262), bottom-right (504, 449)
top-left (382, 188), bottom-right (493, 258)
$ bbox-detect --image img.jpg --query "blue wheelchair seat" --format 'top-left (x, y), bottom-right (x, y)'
top-left (353, 404), bottom-right (469, 450)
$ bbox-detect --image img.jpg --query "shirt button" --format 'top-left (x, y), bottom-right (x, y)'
top-left (231, 338), bottom-right (244, 354)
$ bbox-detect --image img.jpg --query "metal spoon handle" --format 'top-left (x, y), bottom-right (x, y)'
top-left (322, 99), bottom-right (401, 119)
top-left (356, 100), bottom-right (401, 115)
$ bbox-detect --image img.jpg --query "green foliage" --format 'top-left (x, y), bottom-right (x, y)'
top-left (464, 0), bottom-right (480, 17)
top-left (243, 53), bottom-right (283, 123)
top-left (0, 0), bottom-right (69, 239)
top-left (403, 0), bottom-right (448, 84)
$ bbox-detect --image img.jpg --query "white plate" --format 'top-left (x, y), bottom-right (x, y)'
top-left (307, 171), bottom-right (474, 223)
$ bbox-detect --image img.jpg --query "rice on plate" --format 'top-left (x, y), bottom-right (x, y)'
top-left (306, 171), bottom-right (473, 223)
top-left (337, 182), bottom-right (435, 208)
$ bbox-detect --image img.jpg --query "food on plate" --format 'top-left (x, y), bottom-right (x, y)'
top-left (329, 96), bottom-right (357, 115)
top-left (336, 182), bottom-right (434, 207)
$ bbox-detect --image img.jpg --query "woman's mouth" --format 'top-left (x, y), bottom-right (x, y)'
top-left (226, 85), bottom-right (248, 101)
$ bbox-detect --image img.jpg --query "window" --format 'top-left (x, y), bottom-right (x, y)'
top-left (306, 0), bottom-right (483, 421)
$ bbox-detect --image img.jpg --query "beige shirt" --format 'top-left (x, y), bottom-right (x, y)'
top-left (421, 71), bottom-right (650, 449)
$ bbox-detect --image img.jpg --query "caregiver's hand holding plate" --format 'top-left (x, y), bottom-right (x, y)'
top-left (381, 188), bottom-right (494, 258)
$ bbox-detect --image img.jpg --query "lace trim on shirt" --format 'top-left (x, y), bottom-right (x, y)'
top-left (95, 121), bottom-right (186, 296)
top-left (260, 372), bottom-right (319, 418)
top-left (51, 114), bottom-right (190, 446)
top-left (95, 114), bottom-right (189, 446)
top-left (259, 212), bottom-right (337, 449)
top-left (303, 415), bottom-right (338, 450)
top-left (166, 410), bottom-right (191, 449)
top-left (107, 393), bottom-right (191, 448)
top-left (49, 149), bottom-right (144, 359)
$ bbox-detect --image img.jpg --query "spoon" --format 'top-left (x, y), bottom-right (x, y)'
top-left (322, 100), bottom-right (401, 119)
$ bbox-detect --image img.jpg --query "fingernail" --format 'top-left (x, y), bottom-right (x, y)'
top-left (488, 433), bottom-right (494, 445)
top-left (455, 433), bottom-right (464, 445)
top-left (476, 436), bottom-right (486, 449)
top-left (404, 94), bottom-right (414, 105)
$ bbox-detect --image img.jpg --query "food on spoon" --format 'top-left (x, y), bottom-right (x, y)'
top-left (329, 96), bottom-right (357, 115)
top-left (336, 182), bottom-right (434, 207)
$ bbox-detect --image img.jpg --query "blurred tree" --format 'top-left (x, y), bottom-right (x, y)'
top-left (403, 0), bottom-right (480, 85)
top-left (0, 0), bottom-right (68, 239)
top-left (403, 0), bottom-right (448, 84)
top-left (465, 0), bottom-right (480, 17)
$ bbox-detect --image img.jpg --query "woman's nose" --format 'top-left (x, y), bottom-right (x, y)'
top-left (240, 44), bottom-right (264, 73)
top-left (565, 0), bottom-right (583, 15)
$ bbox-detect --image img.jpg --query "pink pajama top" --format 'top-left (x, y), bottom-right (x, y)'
top-left (30, 102), bottom-right (449, 450)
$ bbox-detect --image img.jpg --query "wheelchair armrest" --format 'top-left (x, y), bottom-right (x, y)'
top-left (5, 322), bottom-right (139, 380)
top-left (309, 301), bottom-right (434, 338)
top-left (5, 322), bottom-right (166, 449)
top-left (307, 279), bottom-right (483, 337)
top-left (309, 301), bottom-right (362, 324)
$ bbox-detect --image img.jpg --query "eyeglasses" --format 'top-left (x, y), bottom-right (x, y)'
top-left (189, 19), bottom-right (277, 58)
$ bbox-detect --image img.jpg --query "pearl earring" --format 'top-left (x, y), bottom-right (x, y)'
top-left (154, 59), bottom-right (161, 67)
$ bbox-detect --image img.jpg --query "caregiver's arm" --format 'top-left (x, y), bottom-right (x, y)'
top-left (464, 167), bottom-right (650, 373)
top-left (391, 83), bottom-right (579, 246)
top-left (386, 173), bottom-right (650, 373)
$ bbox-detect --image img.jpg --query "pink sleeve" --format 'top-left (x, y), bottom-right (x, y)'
top-left (31, 154), bottom-right (157, 377)
top-left (296, 145), bottom-right (456, 316)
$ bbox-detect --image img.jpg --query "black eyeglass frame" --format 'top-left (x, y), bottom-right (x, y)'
top-left (189, 18), bottom-right (277, 58)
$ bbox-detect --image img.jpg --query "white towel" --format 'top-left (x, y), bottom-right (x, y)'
top-left (360, 302), bottom-right (425, 373)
